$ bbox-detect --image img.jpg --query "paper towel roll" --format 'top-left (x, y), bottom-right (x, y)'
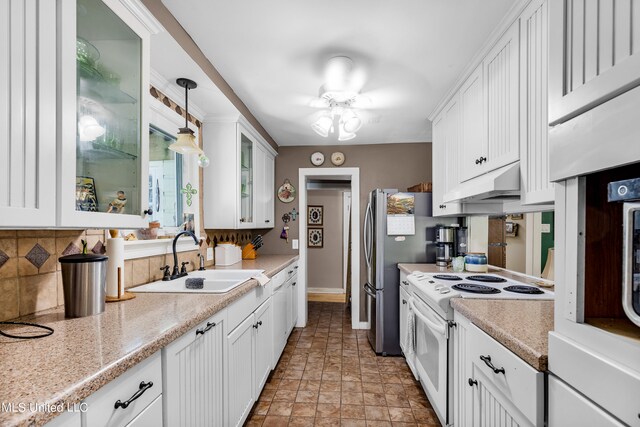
top-left (106, 238), bottom-right (125, 298)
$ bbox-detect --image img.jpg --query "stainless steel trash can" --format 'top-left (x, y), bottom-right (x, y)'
top-left (59, 253), bottom-right (108, 318)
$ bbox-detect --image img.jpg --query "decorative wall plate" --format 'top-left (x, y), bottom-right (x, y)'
top-left (277, 179), bottom-right (296, 203)
top-left (310, 152), bottom-right (325, 166)
top-left (308, 228), bottom-right (323, 248)
top-left (331, 152), bottom-right (345, 166)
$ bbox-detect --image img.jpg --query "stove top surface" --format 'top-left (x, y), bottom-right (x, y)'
top-left (466, 275), bottom-right (507, 283)
top-left (452, 283), bottom-right (501, 294)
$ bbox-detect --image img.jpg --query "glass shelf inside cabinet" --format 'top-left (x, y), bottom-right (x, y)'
top-left (75, 0), bottom-right (143, 215)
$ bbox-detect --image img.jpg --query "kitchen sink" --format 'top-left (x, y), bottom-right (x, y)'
top-left (130, 269), bottom-right (264, 294)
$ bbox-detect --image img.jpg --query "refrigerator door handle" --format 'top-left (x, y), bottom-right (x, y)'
top-left (364, 202), bottom-right (372, 268)
top-left (363, 282), bottom-right (377, 298)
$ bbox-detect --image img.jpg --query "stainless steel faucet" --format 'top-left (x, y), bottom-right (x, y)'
top-left (170, 230), bottom-right (200, 280)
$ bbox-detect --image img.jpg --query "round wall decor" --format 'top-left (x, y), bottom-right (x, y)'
top-left (331, 152), bottom-right (345, 166)
top-left (277, 179), bottom-right (296, 203)
top-left (310, 152), bottom-right (325, 166)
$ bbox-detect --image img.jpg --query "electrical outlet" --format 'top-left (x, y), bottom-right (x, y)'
top-left (206, 247), bottom-right (214, 260)
top-left (292, 239), bottom-right (299, 250)
top-left (541, 224), bottom-right (551, 233)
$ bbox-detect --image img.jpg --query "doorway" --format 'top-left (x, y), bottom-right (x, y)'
top-left (488, 216), bottom-right (506, 268)
top-left (297, 168), bottom-right (363, 330)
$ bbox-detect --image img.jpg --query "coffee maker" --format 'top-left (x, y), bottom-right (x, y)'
top-left (435, 226), bottom-right (455, 266)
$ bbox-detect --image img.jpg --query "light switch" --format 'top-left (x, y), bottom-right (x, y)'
top-left (541, 224), bottom-right (551, 233)
top-left (206, 247), bottom-right (214, 260)
top-left (292, 239), bottom-right (299, 250)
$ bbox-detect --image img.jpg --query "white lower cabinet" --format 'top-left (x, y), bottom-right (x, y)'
top-left (226, 297), bottom-right (274, 427)
top-left (83, 352), bottom-right (162, 427)
top-left (44, 411), bottom-right (81, 427)
top-left (273, 280), bottom-right (289, 365)
top-left (226, 313), bottom-right (256, 427)
top-left (126, 395), bottom-right (162, 427)
top-left (162, 311), bottom-right (226, 427)
top-left (548, 375), bottom-right (625, 427)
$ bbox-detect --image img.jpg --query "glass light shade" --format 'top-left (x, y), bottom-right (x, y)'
top-left (341, 109), bottom-right (362, 133)
top-left (324, 56), bottom-right (353, 92)
top-left (338, 124), bottom-right (356, 141)
top-left (311, 115), bottom-right (333, 137)
top-left (169, 128), bottom-right (203, 154)
top-left (77, 115), bottom-right (106, 142)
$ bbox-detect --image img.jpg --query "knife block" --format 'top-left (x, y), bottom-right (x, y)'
top-left (242, 243), bottom-right (257, 260)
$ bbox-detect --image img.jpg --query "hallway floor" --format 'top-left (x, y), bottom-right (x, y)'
top-left (246, 302), bottom-right (441, 426)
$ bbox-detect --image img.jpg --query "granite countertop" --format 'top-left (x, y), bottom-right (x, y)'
top-left (451, 299), bottom-right (553, 371)
top-left (0, 254), bottom-right (298, 427)
top-left (398, 263), bottom-right (554, 371)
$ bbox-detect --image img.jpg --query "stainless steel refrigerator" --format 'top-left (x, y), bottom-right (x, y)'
top-left (363, 189), bottom-right (441, 355)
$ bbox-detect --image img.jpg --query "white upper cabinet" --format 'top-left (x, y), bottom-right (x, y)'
top-left (0, 0), bottom-right (57, 227)
top-left (520, 0), bottom-right (553, 205)
top-left (549, 0), bottom-right (640, 125)
top-left (58, 0), bottom-right (151, 229)
top-left (459, 64), bottom-right (487, 182)
top-left (484, 20), bottom-right (520, 172)
top-left (432, 97), bottom-right (463, 217)
top-left (203, 120), bottom-right (276, 230)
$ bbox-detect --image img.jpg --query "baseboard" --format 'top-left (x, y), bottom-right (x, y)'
top-left (307, 287), bottom-right (345, 294)
top-left (353, 321), bottom-right (370, 330)
top-left (308, 293), bottom-right (347, 303)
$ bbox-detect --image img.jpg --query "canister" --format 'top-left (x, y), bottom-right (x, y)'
top-left (59, 253), bottom-right (108, 318)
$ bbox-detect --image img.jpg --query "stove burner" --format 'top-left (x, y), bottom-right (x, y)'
top-left (433, 274), bottom-right (463, 281)
top-left (452, 283), bottom-right (501, 294)
top-left (466, 275), bottom-right (507, 283)
top-left (503, 285), bottom-right (545, 295)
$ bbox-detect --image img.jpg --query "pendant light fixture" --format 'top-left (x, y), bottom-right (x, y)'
top-left (169, 78), bottom-right (209, 168)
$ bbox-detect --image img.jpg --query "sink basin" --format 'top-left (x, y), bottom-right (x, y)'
top-left (130, 269), bottom-right (265, 294)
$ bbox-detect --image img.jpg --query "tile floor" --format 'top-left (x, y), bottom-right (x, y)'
top-left (245, 302), bottom-right (442, 427)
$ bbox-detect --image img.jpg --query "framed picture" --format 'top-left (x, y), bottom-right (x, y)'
top-left (308, 228), bottom-right (323, 248)
top-left (75, 176), bottom-right (98, 212)
top-left (307, 205), bottom-right (323, 226)
top-left (505, 222), bottom-right (519, 237)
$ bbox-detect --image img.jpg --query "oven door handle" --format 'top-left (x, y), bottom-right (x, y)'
top-left (622, 203), bottom-right (640, 327)
top-left (409, 298), bottom-right (447, 337)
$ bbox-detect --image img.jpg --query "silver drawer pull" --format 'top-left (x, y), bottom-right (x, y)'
top-left (480, 355), bottom-right (505, 374)
top-left (196, 322), bottom-right (216, 336)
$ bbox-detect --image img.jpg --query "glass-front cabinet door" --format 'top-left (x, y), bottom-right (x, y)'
top-left (239, 129), bottom-right (255, 227)
top-left (59, 0), bottom-right (150, 228)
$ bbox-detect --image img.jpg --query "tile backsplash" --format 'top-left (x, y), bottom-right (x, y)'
top-left (0, 230), bottom-right (203, 321)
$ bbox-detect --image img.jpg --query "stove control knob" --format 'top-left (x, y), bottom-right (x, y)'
top-left (428, 280), bottom-right (435, 284)
top-left (434, 285), bottom-right (443, 291)
top-left (440, 289), bottom-right (451, 294)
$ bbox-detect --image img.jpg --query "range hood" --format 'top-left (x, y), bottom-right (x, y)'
top-left (443, 162), bottom-right (520, 203)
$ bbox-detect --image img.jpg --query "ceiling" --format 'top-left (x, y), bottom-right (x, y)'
top-left (161, 0), bottom-right (514, 146)
top-left (150, 30), bottom-right (239, 120)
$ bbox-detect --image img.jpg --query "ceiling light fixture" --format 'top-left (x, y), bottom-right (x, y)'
top-left (311, 56), bottom-right (365, 140)
top-left (170, 78), bottom-right (209, 167)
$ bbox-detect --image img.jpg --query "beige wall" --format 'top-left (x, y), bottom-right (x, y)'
top-left (260, 143), bottom-right (432, 322)
top-left (307, 190), bottom-right (344, 292)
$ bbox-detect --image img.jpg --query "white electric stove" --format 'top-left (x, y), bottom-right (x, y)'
top-left (407, 271), bottom-right (554, 320)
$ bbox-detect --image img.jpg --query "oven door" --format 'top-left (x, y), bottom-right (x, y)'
top-left (409, 296), bottom-right (449, 425)
top-left (623, 202), bottom-right (640, 326)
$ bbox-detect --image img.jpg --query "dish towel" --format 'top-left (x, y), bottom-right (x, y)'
top-left (406, 306), bottom-right (416, 356)
top-left (252, 273), bottom-right (271, 287)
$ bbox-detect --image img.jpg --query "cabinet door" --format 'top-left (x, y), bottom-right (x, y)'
top-left (263, 150), bottom-right (275, 227)
top-left (549, 0), bottom-right (640, 125)
top-left (272, 285), bottom-right (288, 365)
top-left (459, 64), bottom-right (487, 182)
top-left (254, 299), bottom-right (272, 396)
top-left (226, 314), bottom-right (255, 427)
top-left (285, 281), bottom-right (293, 334)
top-left (520, 0), bottom-right (554, 205)
top-left (58, 0), bottom-right (150, 228)
top-left (254, 145), bottom-right (275, 229)
top-left (399, 287), bottom-right (409, 352)
top-left (0, 0), bottom-right (56, 227)
top-left (452, 313), bottom-right (471, 427)
top-left (126, 395), bottom-right (163, 427)
top-left (291, 275), bottom-right (298, 327)
top-left (163, 311), bottom-right (225, 427)
top-left (469, 373), bottom-right (534, 427)
top-left (484, 20), bottom-right (520, 173)
top-left (238, 127), bottom-right (255, 228)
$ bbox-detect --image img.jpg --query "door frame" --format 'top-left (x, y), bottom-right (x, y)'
top-left (298, 168), bottom-right (364, 330)
top-left (342, 191), bottom-right (351, 294)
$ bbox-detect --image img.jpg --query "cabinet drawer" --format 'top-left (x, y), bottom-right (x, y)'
top-left (84, 351), bottom-right (162, 427)
top-left (125, 395), bottom-right (162, 427)
top-left (227, 280), bottom-right (272, 332)
top-left (467, 323), bottom-right (544, 425)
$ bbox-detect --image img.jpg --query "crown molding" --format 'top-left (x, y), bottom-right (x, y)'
top-left (150, 68), bottom-right (205, 121)
top-left (427, 0), bottom-right (532, 121)
top-left (119, 0), bottom-right (165, 34)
